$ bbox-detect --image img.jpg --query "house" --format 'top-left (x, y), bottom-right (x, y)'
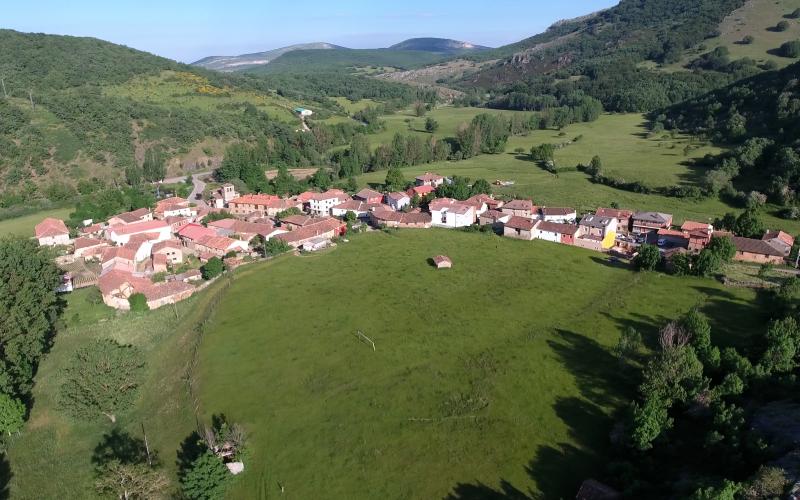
top-left (152, 254), bottom-right (169, 273)
top-left (193, 235), bottom-right (249, 258)
top-left (79, 223), bottom-right (105, 237)
top-left (429, 198), bottom-right (476, 228)
top-left (596, 208), bottom-right (634, 232)
top-left (353, 188), bottom-right (383, 204)
top-left (415, 172), bottom-right (445, 187)
top-left (681, 220), bottom-right (713, 233)
top-left (541, 207), bottom-right (577, 224)
top-left (121, 234), bottom-right (157, 262)
top-left (433, 255), bottom-right (452, 269)
top-left (330, 200), bottom-right (390, 219)
top-left (385, 191), bottom-right (411, 211)
top-left (732, 236), bottom-right (786, 264)
top-left (534, 221), bottom-right (579, 245)
top-left (107, 208), bottom-right (152, 226)
top-left (576, 215), bottom-right (618, 251)
top-left (176, 223), bottom-right (217, 246)
top-left (151, 239), bottom-right (184, 264)
top-left (208, 218), bottom-right (284, 242)
top-left (210, 183), bottom-right (238, 209)
top-left (503, 216), bottom-right (536, 240)
top-left (279, 214), bottom-right (323, 230)
top-left (406, 185), bottom-right (436, 199)
top-left (631, 212), bottom-right (673, 235)
top-left (275, 217), bottom-right (345, 248)
top-left (687, 229), bottom-right (713, 253)
top-left (106, 220), bottom-right (171, 246)
top-left (98, 269), bottom-right (194, 310)
top-left (226, 194), bottom-right (281, 216)
top-left (479, 209), bottom-right (511, 228)
top-left (100, 247), bottom-right (137, 273)
top-left (463, 194), bottom-right (489, 217)
top-left (368, 210), bottom-right (432, 229)
top-left (73, 237), bottom-right (109, 259)
top-left (34, 217), bottom-right (70, 246)
top-left (154, 197), bottom-right (195, 219)
top-left (501, 199), bottom-right (535, 219)
top-left (763, 230), bottom-right (795, 257)
top-left (164, 215), bottom-right (193, 233)
top-left (308, 189), bottom-right (351, 216)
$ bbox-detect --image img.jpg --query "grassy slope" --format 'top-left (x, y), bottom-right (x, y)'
top-left (666, 0), bottom-right (800, 70)
top-left (7, 279), bottom-right (232, 499)
top-left (197, 230), bottom-right (758, 499)
top-left (0, 207), bottom-right (72, 237)
top-left (355, 111), bottom-right (800, 234)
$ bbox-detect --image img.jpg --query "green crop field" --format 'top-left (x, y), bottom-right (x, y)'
top-left (356, 113), bottom-right (800, 235)
top-left (197, 230), bottom-right (759, 499)
top-left (0, 207), bottom-right (72, 237)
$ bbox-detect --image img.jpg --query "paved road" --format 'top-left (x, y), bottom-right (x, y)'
top-left (158, 171), bottom-right (212, 208)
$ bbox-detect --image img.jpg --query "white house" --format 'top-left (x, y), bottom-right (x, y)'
top-left (429, 198), bottom-right (475, 228)
top-left (155, 197), bottom-right (196, 219)
top-left (541, 207), bottom-right (577, 224)
top-left (309, 189), bottom-right (351, 216)
top-left (415, 172), bottom-right (445, 188)
top-left (330, 200), bottom-right (389, 219)
top-left (107, 220), bottom-right (172, 246)
top-left (385, 192), bottom-right (411, 211)
top-left (34, 218), bottom-right (70, 246)
top-left (534, 221), bottom-right (579, 245)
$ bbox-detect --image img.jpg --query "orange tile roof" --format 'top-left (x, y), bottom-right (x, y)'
top-left (34, 217), bottom-right (69, 238)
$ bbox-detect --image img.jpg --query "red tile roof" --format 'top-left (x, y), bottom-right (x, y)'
top-left (152, 239), bottom-right (183, 253)
top-left (416, 172), bottom-right (444, 182)
top-left (386, 191), bottom-right (410, 202)
top-left (406, 185), bottom-right (435, 197)
top-left (111, 208), bottom-right (151, 224)
top-left (763, 230), bottom-right (794, 247)
top-left (354, 188), bottom-right (383, 200)
top-left (681, 220), bottom-right (712, 232)
top-left (542, 207), bottom-right (576, 216)
top-left (505, 216), bottom-right (536, 231)
top-left (101, 246), bottom-right (137, 264)
top-left (73, 237), bottom-right (105, 250)
top-left (177, 223), bottom-right (217, 241)
top-left (502, 199), bottom-right (534, 211)
top-left (109, 219), bottom-right (168, 236)
top-left (733, 236), bottom-right (785, 257)
top-left (428, 198), bottom-right (473, 215)
top-left (275, 218), bottom-right (343, 244)
top-left (596, 207), bottom-right (633, 220)
top-left (536, 221), bottom-right (580, 235)
top-left (35, 217), bottom-right (69, 239)
top-left (228, 194), bottom-right (281, 206)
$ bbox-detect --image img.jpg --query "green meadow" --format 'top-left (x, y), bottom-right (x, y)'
top-left (0, 207), bottom-right (72, 237)
top-left (196, 230), bottom-right (759, 499)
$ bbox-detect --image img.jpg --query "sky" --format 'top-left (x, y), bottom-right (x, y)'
top-left (3, 0), bottom-right (619, 63)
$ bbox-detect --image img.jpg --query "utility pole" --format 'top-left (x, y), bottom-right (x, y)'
top-left (1, 78), bottom-right (6, 99)
top-left (141, 423), bottom-right (152, 467)
top-left (28, 89), bottom-right (34, 110)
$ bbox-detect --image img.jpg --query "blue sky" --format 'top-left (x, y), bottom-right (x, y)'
top-left (3, 0), bottom-right (619, 62)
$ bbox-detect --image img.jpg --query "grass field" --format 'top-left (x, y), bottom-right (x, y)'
top-left (7, 280), bottom-right (231, 499)
top-left (197, 230), bottom-right (759, 499)
top-left (665, 0), bottom-right (800, 70)
top-left (0, 207), bottom-right (72, 237)
top-left (356, 112), bottom-right (800, 235)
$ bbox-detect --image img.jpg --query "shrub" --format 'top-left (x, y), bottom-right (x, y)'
top-left (201, 257), bottom-right (224, 280)
top-left (775, 20), bottom-right (791, 32)
top-left (634, 244), bottom-right (661, 271)
top-left (180, 451), bottom-right (230, 500)
top-left (780, 40), bottom-right (800, 58)
top-left (128, 293), bottom-right (149, 312)
top-left (741, 35), bottom-right (754, 44)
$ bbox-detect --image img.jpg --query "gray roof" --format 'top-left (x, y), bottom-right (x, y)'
top-left (580, 215), bottom-right (614, 229)
top-left (633, 211), bottom-right (672, 224)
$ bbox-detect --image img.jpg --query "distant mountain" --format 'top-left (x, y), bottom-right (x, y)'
top-left (192, 42), bottom-right (346, 72)
top-left (388, 38), bottom-right (490, 54)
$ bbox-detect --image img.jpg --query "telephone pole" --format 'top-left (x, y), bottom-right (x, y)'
top-left (28, 89), bottom-right (34, 110)
top-left (1, 78), bottom-right (6, 99)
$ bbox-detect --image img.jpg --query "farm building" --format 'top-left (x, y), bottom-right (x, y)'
top-left (762, 230), bottom-right (795, 257)
top-left (368, 210), bottom-right (432, 229)
top-left (35, 218), bottom-right (70, 246)
top-left (503, 216), bottom-right (536, 240)
top-left (501, 199), bottom-right (535, 219)
top-left (732, 236), bottom-right (786, 265)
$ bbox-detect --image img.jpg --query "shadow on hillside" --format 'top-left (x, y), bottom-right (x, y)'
top-left (443, 331), bottom-right (624, 499)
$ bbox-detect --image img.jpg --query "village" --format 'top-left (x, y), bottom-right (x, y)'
top-left (33, 171), bottom-right (796, 311)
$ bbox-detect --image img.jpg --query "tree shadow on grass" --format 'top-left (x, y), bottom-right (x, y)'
top-left (176, 430), bottom-right (204, 478)
top-left (443, 480), bottom-right (531, 500)
top-left (92, 428), bottom-right (154, 467)
top-left (0, 453), bottom-right (10, 500)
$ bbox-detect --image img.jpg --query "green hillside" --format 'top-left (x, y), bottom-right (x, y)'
top-left (248, 48), bottom-right (447, 75)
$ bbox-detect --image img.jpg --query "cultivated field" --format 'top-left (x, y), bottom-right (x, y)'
top-left (197, 230), bottom-right (759, 499)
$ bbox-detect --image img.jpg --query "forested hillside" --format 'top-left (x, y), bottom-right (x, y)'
top-left (661, 60), bottom-right (800, 214)
top-left (0, 30), bottom-right (427, 208)
top-left (448, 0), bottom-right (794, 113)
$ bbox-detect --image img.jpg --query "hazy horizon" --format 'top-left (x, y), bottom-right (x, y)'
top-left (3, 0), bottom-right (619, 62)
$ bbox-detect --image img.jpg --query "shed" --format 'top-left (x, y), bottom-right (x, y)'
top-left (433, 255), bottom-right (452, 269)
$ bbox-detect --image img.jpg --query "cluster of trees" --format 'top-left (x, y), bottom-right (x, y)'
top-left (331, 133), bottom-right (450, 180)
top-left (660, 61), bottom-right (800, 210)
top-left (0, 237), bottom-right (63, 436)
top-left (671, 236), bottom-right (737, 277)
top-left (602, 285), bottom-right (800, 497)
top-left (487, 91), bottom-right (604, 126)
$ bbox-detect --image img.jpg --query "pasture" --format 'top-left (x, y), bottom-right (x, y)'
top-left (197, 229), bottom-right (759, 499)
top-left (356, 113), bottom-right (800, 234)
top-left (0, 207), bottom-right (72, 237)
